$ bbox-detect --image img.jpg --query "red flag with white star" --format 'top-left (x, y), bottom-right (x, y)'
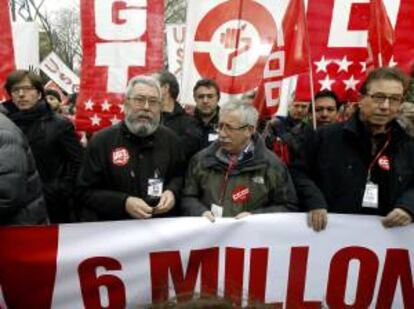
top-left (253, 0), bottom-right (310, 119)
top-left (76, 0), bottom-right (164, 132)
top-left (367, 0), bottom-right (395, 67)
top-left (295, 0), bottom-right (413, 103)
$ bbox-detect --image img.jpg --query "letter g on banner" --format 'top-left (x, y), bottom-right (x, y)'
top-left (94, 0), bottom-right (147, 93)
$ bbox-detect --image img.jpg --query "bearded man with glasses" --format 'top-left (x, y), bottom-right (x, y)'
top-left (291, 67), bottom-right (414, 231)
top-left (182, 101), bottom-right (298, 222)
top-left (77, 75), bottom-right (185, 221)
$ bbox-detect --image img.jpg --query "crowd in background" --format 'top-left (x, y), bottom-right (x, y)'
top-left (1, 65), bottom-right (414, 230)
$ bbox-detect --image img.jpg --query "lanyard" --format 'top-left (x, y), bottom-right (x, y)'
top-left (218, 156), bottom-right (238, 205)
top-left (367, 133), bottom-right (391, 181)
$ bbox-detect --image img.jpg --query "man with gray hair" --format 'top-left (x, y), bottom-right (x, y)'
top-left (182, 101), bottom-right (298, 221)
top-left (77, 75), bottom-right (185, 221)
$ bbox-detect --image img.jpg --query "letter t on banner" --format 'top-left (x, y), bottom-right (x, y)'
top-left (76, 0), bottom-right (164, 132)
top-left (0, 0), bottom-right (16, 101)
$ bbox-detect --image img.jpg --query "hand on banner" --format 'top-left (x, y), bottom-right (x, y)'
top-left (202, 211), bottom-right (216, 223)
top-left (235, 212), bottom-right (251, 219)
top-left (154, 190), bottom-right (176, 214)
top-left (382, 208), bottom-right (413, 228)
top-left (308, 208), bottom-right (328, 232)
top-left (125, 197), bottom-right (153, 219)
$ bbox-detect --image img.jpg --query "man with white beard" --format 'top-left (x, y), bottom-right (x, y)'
top-left (76, 75), bottom-right (186, 221)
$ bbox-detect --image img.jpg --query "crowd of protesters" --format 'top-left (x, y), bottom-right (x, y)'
top-left (1, 66), bottom-right (413, 230)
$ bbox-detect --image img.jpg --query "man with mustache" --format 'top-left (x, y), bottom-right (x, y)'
top-left (182, 101), bottom-right (298, 221)
top-left (77, 75), bottom-right (185, 221)
top-left (291, 67), bottom-right (414, 231)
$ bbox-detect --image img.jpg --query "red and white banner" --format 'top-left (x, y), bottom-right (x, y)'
top-left (295, 0), bottom-right (414, 102)
top-left (181, 0), bottom-right (414, 105)
top-left (166, 24), bottom-right (186, 92)
top-left (181, 0), bottom-right (283, 105)
top-left (40, 52), bottom-right (80, 95)
top-left (0, 0), bottom-right (15, 101)
top-left (0, 214), bottom-right (413, 308)
top-left (76, 0), bottom-right (164, 132)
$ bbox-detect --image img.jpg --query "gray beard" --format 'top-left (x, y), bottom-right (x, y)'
top-left (124, 115), bottom-right (159, 137)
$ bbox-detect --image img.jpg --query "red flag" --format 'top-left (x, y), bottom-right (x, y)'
top-left (253, 0), bottom-right (310, 119)
top-left (76, 0), bottom-right (164, 132)
top-left (0, 0), bottom-right (16, 101)
top-left (367, 0), bottom-right (395, 67)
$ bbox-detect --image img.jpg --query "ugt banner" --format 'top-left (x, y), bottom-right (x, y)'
top-left (76, 0), bottom-right (164, 132)
top-left (0, 214), bottom-right (413, 308)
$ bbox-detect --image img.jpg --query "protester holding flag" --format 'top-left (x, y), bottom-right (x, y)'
top-left (2, 70), bottom-right (83, 223)
top-left (76, 75), bottom-right (185, 221)
top-left (182, 101), bottom-right (298, 221)
top-left (291, 67), bottom-right (414, 231)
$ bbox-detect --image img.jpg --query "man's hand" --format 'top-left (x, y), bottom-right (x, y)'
top-left (308, 208), bottom-right (328, 232)
top-left (202, 211), bottom-right (215, 222)
top-left (154, 190), bottom-right (176, 215)
top-left (235, 212), bottom-right (251, 219)
top-left (382, 208), bottom-right (413, 228)
top-left (125, 197), bottom-right (153, 219)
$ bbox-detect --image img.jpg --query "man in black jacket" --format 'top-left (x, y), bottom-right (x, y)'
top-left (76, 75), bottom-right (186, 221)
top-left (291, 67), bottom-right (414, 231)
top-left (3, 70), bottom-right (83, 223)
top-left (157, 70), bottom-right (202, 160)
top-left (0, 112), bottom-right (47, 225)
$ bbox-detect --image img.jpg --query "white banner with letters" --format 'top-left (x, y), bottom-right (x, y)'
top-left (0, 214), bottom-right (413, 308)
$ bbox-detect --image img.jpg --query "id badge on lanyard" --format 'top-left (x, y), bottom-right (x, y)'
top-left (148, 170), bottom-right (163, 198)
top-left (362, 179), bottom-right (379, 208)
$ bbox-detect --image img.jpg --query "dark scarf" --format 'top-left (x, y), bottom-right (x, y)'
top-left (5, 100), bottom-right (50, 128)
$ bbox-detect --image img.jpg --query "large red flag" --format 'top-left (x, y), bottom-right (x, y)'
top-left (0, 0), bottom-right (16, 101)
top-left (368, 0), bottom-right (395, 67)
top-left (253, 0), bottom-right (310, 119)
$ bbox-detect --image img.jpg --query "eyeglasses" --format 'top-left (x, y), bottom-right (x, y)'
top-left (127, 95), bottom-right (160, 108)
top-left (11, 86), bottom-right (37, 94)
top-left (195, 93), bottom-right (217, 100)
top-left (218, 123), bottom-right (250, 132)
top-left (365, 93), bottom-right (403, 106)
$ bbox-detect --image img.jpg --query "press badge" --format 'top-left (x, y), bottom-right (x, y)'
top-left (208, 133), bottom-right (218, 142)
top-left (147, 178), bottom-right (163, 197)
top-left (211, 203), bottom-right (223, 217)
top-left (362, 181), bottom-right (379, 208)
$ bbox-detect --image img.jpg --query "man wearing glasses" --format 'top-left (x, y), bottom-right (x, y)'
top-left (182, 101), bottom-right (298, 221)
top-left (77, 75), bottom-right (185, 221)
top-left (192, 79), bottom-right (221, 149)
top-left (291, 67), bottom-right (414, 231)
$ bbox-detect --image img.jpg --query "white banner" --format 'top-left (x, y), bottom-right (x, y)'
top-left (181, 0), bottom-right (290, 105)
top-left (166, 24), bottom-right (186, 94)
top-left (47, 214), bottom-right (414, 307)
top-left (40, 52), bottom-right (80, 94)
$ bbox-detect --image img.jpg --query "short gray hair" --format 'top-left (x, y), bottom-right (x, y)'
top-left (220, 100), bottom-right (259, 126)
top-left (125, 75), bottom-right (162, 98)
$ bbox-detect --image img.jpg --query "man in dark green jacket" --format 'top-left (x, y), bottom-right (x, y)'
top-left (182, 101), bottom-right (298, 221)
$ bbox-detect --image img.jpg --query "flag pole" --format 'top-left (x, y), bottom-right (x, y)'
top-left (302, 0), bottom-right (317, 130)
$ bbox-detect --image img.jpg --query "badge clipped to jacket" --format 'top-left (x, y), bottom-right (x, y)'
top-left (362, 181), bottom-right (379, 208)
top-left (147, 170), bottom-right (163, 198)
top-left (211, 203), bottom-right (223, 217)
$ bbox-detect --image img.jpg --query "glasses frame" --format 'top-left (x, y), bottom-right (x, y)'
top-left (365, 93), bottom-right (403, 106)
top-left (127, 95), bottom-right (161, 108)
top-left (217, 123), bottom-right (250, 132)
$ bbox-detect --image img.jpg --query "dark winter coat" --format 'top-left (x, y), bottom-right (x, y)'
top-left (290, 112), bottom-right (414, 217)
top-left (193, 107), bottom-right (220, 150)
top-left (76, 122), bottom-right (186, 221)
top-left (181, 134), bottom-right (298, 216)
top-left (3, 100), bottom-right (83, 222)
top-left (0, 113), bottom-right (47, 225)
top-left (161, 102), bottom-right (202, 159)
